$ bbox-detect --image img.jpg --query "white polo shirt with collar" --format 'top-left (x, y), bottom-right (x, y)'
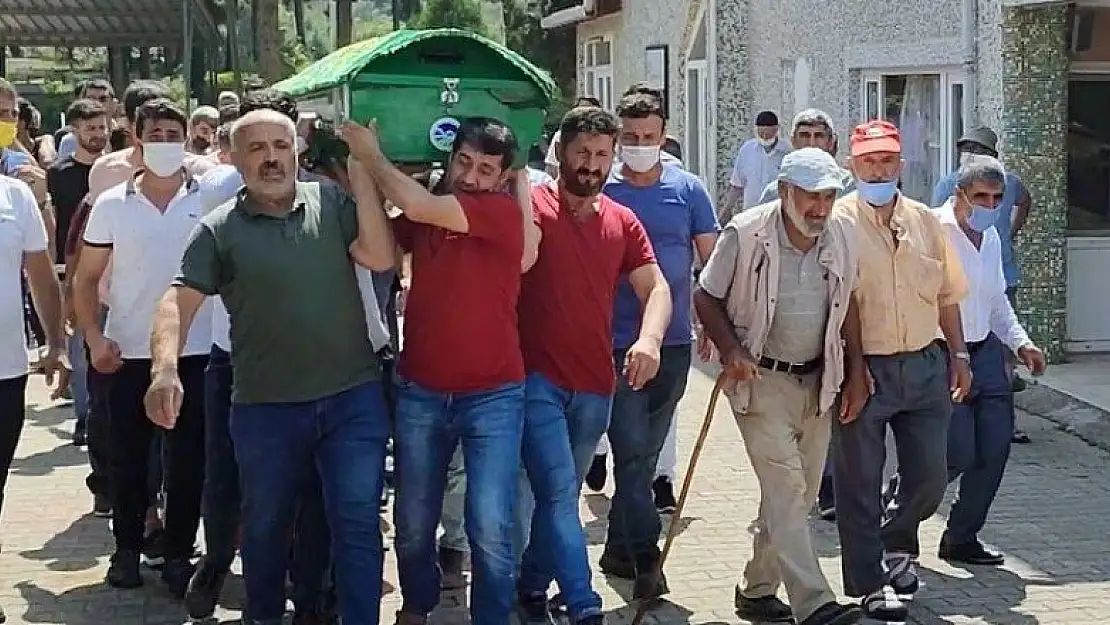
top-left (0, 176), bottom-right (49, 380)
top-left (83, 174), bottom-right (216, 360)
top-left (935, 199), bottom-right (1030, 351)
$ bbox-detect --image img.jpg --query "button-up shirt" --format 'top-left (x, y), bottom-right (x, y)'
top-left (837, 192), bottom-right (968, 356)
top-left (729, 138), bottom-right (790, 210)
top-left (935, 199), bottom-right (1030, 351)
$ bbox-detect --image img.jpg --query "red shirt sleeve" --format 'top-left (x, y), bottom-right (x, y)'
top-left (618, 203), bottom-right (657, 274)
top-left (64, 200), bottom-right (92, 257)
top-left (392, 215), bottom-right (417, 252)
top-left (457, 192), bottom-right (522, 246)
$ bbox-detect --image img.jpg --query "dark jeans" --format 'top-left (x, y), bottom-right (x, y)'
top-left (106, 356), bottom-right (206, 558)
top-left (833, 343), bottom-right (951, 597)
top-left (231, 381), bottom-right (390, 625)
top-left (516, 372), bottom-right (608, 620)
top-left (606, 345), bottom-right (692, 558)
top-left (0, 375), bottom-right (28, 517)
top-left (203, 345), bottom-right (334, 614)
top-left (944, 334), bottom-right (1014, 545)
top-left (201, 345), bottom-right (238, 572)
top-left (393, 378), bottom-right (524, 625)
top-left (85, 359), bottom-right (112, 498)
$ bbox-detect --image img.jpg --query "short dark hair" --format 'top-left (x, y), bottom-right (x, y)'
top-left (622, 82), bottom-right (663, 101)
top-left (452, 117), bottom-right (518, 170)
top-left (16, 98), bottom-right (38, 127)
top-left (123, 80), bottom-right (171, 123)
top-left (66, 99), bottom-right (108, 124)
top-left (82, 79), bottom-right (114, 98)
top-left (559, 106), bottom-right (619, 149)
top-left (663, 136), bottom-right (682, 160)
top-left (239, 89), bottom-right (298, 122)
top-left (110, 127), bottom-right (132, 151)
top-left (616, 91), bottom-right (667, 124)
top-left (575, 96), bottom-right (602, 107)
top-left (218, 103), bottom-right (240, 125)
top-left (135, 98), bottom-right (187, 137)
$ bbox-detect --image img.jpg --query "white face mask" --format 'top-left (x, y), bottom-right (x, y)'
top-left (142, 142), bottom-right (186, 177)
top-left (621, 145), bottom-right (661, 173)
top-left (757, 135), bottom-right (777, 148)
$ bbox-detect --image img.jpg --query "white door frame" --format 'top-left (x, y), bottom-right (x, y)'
top-left (683, 0), bottom-right (717, 195)
top-left (860, 67), bottom-right (968, 177)
top-left (685, 59), bottom-right (710, 185)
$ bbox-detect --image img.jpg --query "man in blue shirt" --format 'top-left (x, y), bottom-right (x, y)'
top-left (931, 126), bottom-right (1034, 443)
top-left (599, 88), bottom-right (718, 598)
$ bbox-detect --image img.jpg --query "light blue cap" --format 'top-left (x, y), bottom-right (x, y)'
top-left (777, 147), bottom-right (844, 192)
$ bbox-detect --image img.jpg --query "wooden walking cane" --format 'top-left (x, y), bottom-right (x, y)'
top-left (630, 372), bottom-right (728, 625)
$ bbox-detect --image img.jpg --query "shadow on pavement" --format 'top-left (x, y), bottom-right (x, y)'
top-left (14, 579), bottom-right (204, 625)
top-left (18, 514), bottom-right (111, 572)
top-left (10, 440), bottom-right (89, 477)
top-left (582, 493), bottom-right (698, 549)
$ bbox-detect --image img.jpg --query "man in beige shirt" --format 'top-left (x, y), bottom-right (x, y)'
top-left (832, 121), bottom-right (972, 623)
top-left (695, 148), bottom-right (863, 625)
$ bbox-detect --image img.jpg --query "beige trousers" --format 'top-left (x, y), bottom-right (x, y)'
top-left (735, 370), bottom-right (836, 621)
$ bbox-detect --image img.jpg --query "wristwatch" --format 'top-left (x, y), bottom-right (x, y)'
top-left (953, 351), bottom-right (971, 362)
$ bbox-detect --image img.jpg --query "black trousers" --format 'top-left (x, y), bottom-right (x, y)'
top-left (106, 356), bottom-right (206, 558)
top-left (0, 375), bottom-right (28, 517)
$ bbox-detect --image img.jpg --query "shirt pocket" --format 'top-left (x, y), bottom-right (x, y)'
top-left (912, 253), bottom-right (945, 305)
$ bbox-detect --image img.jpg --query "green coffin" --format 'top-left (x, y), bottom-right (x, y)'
top-left (273, 28), bottom-right (560, 167)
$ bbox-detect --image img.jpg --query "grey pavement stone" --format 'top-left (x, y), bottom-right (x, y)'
top-left (2, 365), bottom-right (1109, 625)
top-left (1013, 380), bottom-right (1110, 452)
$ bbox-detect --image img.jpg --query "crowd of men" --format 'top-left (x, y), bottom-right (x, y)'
top-left (0, 70), bottom-right (1045, 625)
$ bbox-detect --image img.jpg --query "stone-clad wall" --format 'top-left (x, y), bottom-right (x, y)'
top-left (1001, 6), bottom-right (1068, 362)
top-left (712, 0), bottom-right (750, 201)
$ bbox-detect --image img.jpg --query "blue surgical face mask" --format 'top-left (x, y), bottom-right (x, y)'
top-left (963, 192), bottom-right (1000, 232)
top-left (856, 179), bottom-right (898, 206)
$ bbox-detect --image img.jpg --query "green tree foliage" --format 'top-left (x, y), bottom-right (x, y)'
top-left (503, 0), bottom-right (575, 110)
top-left (409, 0), bottom-right (489, 35)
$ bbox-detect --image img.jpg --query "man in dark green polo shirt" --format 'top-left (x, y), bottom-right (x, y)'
top-left (143, 109), bottom-right (396, 625)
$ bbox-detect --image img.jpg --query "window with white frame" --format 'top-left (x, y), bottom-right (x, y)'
top-left (861, 69), bottom-right (967, 204)
top-left (583, 36), bottom-right (615, 111)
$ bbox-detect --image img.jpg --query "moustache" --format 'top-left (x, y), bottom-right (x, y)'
top-left (575, 168), bottom-right (602, 179)
top-left (259, 161), bottom-right (285, 176)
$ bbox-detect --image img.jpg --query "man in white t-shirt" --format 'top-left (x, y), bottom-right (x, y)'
top-left (0, 174), bottom-right (65, 625)
top-left (723, 110), bottom-right (790, 222)
top-left (72, 98), bottom-right (215, 598)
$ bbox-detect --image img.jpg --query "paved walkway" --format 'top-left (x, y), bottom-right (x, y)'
top-left (2, 362), bottom-right (1109, 624)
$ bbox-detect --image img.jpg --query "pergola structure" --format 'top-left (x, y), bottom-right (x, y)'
top-left (0, 0), bottom-right (227, 106)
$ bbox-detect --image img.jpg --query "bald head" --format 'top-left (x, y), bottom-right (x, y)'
top-left (230, 109), bottom-right (299, 203)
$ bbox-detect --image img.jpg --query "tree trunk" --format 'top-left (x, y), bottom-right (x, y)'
top-left (336, 0), bottom-right (353, 47)
top-left (250, 0), bottom-right (261, 65)
top-left (293, 0), bottom-right (307, 45)
top-left (256, 0), bottom-right (283, 82)
top-left (137, 48), bottom-right (152, 78)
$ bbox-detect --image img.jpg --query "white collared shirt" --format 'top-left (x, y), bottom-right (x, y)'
top-left (83, 176), bottom-right (216, 359)
top-left (936, 199), bottom-right (1030, 351)
top-left (0, 177), bottom-right (49, 379)
top-left (729, 137), bottom-right (789, 210)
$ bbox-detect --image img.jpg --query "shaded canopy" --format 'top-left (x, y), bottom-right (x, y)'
top-left (0, 0), bottom-right (220, 47)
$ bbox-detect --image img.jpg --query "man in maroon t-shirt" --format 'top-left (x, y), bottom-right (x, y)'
top-left (346, 117), bottom-right (537, 625)
top-left (514, 106), bottom-right (672, 625)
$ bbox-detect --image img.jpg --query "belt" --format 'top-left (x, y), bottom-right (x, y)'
top-left (758, 355), bottom-right (823, 376)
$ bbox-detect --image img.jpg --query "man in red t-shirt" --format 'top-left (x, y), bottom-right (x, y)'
top-left (514, 106), bottom-right (672, 625)
top-left (346, 117), bottom-right (537, 625)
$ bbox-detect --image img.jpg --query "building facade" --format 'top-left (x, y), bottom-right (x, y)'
top-left (555, 0), bottom-right (1109, 363)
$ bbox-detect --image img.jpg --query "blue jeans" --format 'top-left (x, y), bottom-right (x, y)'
top-left (606, 345), bottom-right (691, 558)
top-left (231, 381), bottom-right (390, 625)
top-left (68, 331), bottom-right (89, 425)
top-left (392, 378), bottom-right (524, 625)
top-left (517, 372), bottom-right (608, 620)
top-left (944, 334), bottom-right (1014, 545)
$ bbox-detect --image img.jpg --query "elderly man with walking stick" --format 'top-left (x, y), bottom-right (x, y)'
top-left (693, 148), bottom-right (865, 625)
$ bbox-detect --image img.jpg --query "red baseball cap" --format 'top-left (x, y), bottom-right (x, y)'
top-left (850, 120), bottom-right (902, 157)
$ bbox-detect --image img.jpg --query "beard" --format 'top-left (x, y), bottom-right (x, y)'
top-left (560, 164), bottom-right (608, 197)
top-left (191, 137), bottom-right (211, 153)
top-left (784, 195), bottom-right (827, 239)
